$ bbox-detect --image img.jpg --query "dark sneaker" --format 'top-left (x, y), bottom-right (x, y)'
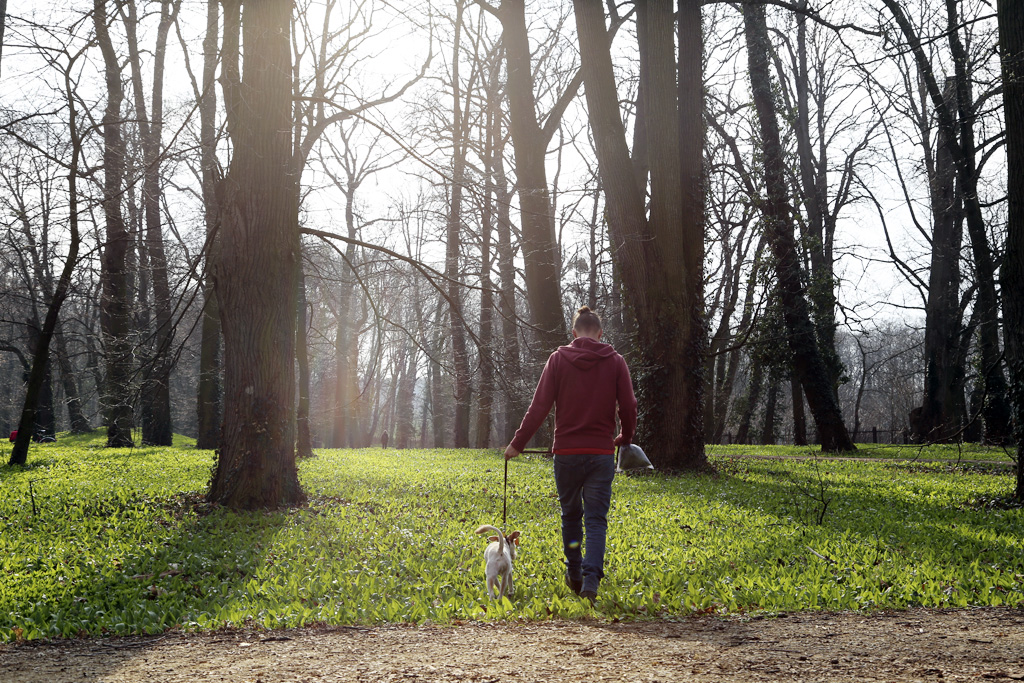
top-left (565, 572), bottom-right (583, 595)
top-left (580, 589), bottom-right (597, 605)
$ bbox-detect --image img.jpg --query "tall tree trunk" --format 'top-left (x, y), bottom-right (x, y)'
top-left (735, 356), bottom-right (764, 446)
top-left (944, 0), bottom-right (1011, 444)
top-left (295, 259), bottom-right (314, 458)
top-left (760, 369), bottom-right (780, 445)
top-left (919, 79), bottom-right (966, 442)
top-left (95, 0), bottom-right (135, 448)
top-left (9, 64), bottom-right (83, 464)
top-left (331, 195), bottom-right (358, 448)
top-left (124, 0), bottom-right (177, 446)
top-left (791, 376), bottom-right (808, 445)
top-left (195, 0), bottom-right (222, 450)
top-left (54, 322), bottom-right (90, 434)
top-left (997, 0), bottom-right (1024, 498)
top-left (429, 301), bottom-right (447, 448)
top-left (882, 0), bottom-right (1011, 444)
top-left (24, 323), bottom-right (56, 441)
top-left (742, 2), bottom-right (854, 452)
top-left (572, 0), bottom-right (708, 470)
top-left (395, 335), bottom-right (417, 449)
top-left (475, 85), bottom-right (500, 450)
top-left (492, 114), bottom-right (522, 445)
top-left (792, 3), bottom-right (842, 396)
top-left (208, 0), bottom-right (304, 509)
top-left (446, 2), bottom-right (472, 448)
top-left (497, 0), bottom-right (567, 354)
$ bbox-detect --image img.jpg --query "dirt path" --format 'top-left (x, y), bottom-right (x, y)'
top-left (3, 608), bottom-right (1023, 682)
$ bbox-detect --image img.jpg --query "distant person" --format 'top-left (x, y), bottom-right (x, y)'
top-left (381, 430), bottom-right (389, 449)
top-left (504, 306), bottom-right (637, 604)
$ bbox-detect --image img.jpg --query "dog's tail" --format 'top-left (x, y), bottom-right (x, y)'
top-left (475, 524), bottom-right (505, 555)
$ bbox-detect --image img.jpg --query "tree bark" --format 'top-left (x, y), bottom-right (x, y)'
top-left (997, 0), bottom-right (1024, 497)
top-left (123, 0), bottom-right (177, 446)
top-left (446, 1), bottom-right (472, 448)
top-left (882, 0), bottom-right (1011, 444)
top-left (295, 259), bottom-right (314, 459)
top-left (571, 0), bottom-right (708, 469)
top-left (497, 0), bottom-right (567, 354)
top-left (742, 2), bottom-right (854, 452)
top-left (95, 0), bottom-right (135, 448)
top-left (208, 0), bottom-right (304, 508)
top-left (918, 79), bottom-right (966, 443)
top-left (395, 334), bottom-right (417, 449)
top-left (9, 59), bottom-right (83, 464)
top-left (195, 0), bottom-right (222, 450)
top-left (54, 321), bottom-right (90, 434)
top-left (791, 3), bottom-right (842, 397)
top-left (944, 0), bottom-right (1011, 444)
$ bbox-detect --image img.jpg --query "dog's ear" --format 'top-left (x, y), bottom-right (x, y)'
top-left (507, 531), bottom-right (521, 545)
top-left (488, 536), bottom-right (499, 542)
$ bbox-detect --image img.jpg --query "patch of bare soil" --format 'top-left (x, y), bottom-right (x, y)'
top-left (3, 608), bottom-right (1023, 682)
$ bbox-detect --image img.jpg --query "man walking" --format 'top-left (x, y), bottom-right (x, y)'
top-left (504, 306), bottom-right (637, 604)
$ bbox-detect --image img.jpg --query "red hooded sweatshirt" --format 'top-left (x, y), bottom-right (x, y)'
top-left (510, 336), bottom-right (637, 455)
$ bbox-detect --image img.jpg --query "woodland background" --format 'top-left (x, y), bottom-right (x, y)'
top-left (1, 0), bottom-right (1022, 506)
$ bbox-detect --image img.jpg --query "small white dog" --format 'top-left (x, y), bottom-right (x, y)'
top-left (475, 525), bottom-right (521, 600)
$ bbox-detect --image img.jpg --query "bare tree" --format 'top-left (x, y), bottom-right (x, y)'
top-left (571, 0), bottom-right (709, 469)
top-left (743, 1), bottom-right (854, 452)
top-left (9, 42), bottom-right (86, 464)
top-left (207, 0), bottom-right (304, 508)
top-left (94, 0), bottom-right (136, 448)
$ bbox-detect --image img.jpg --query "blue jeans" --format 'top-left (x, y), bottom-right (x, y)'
top-left (553, 453), bottom-right (615, 593)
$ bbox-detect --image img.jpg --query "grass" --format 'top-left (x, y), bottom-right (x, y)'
top-left (0, 433), bottom-right (1022, 641)
top-left (708, 441), bottom-right (1017, 463)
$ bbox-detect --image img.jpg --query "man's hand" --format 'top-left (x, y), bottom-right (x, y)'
top-left (504, 444), bottom-right (520, 460)
top-left (613, 433), bottom-right (627, 447)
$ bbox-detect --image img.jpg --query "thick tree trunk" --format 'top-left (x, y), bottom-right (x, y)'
top-left (919, 79), bottom-right (966, 443)
top-left (792, 4), bottom-right (842, 397)
top-left (95, 0), bottom-right (135, 448)
top-left (742, 2), bottom-right (854, 452)
top-left (944, 0), bottom-right (1011, 445)
top-left (208, 0), bottom-right (304, 509)
top-left (997, 0), bottom-right (1024, 498)
top-left (882, 0), bottom-right (1011, 444)
top-left (572, 0), bottom-right (708, 470)
top-left (498, 0), bottom-right (567, 354)
top-left (195, 0), bottom-right (222, 451)
top-left (124, 0), bottom-right (176, 446)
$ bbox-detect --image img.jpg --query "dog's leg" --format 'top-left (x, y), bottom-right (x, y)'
top-left (487, 576), bottom-right (498, 600)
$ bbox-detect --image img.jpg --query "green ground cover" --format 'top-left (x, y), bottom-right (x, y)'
top-left (1, 435), bottom-right (1021, 641)
top-left (708, 441), bottom-right (1016, 463)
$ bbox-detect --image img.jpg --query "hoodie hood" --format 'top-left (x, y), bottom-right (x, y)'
top-left (557, 336), bottom-right (618, 371)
